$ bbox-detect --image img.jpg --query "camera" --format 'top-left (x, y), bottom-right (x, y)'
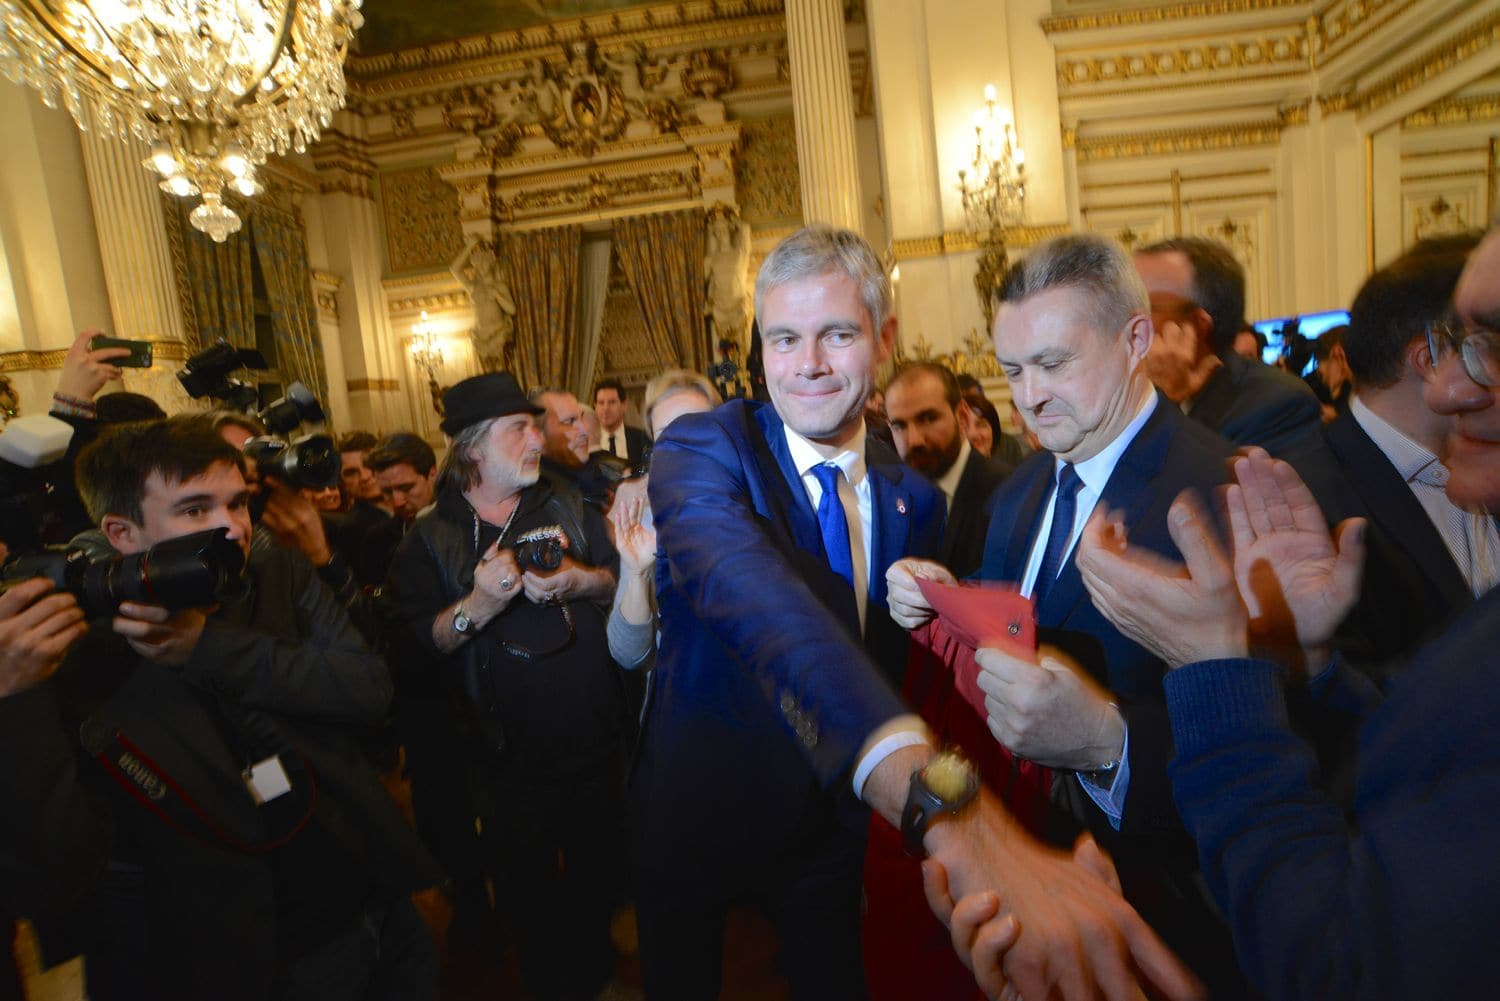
top-left (513, 525), bottom-right (567, 572)
top-left (177, 339), bottom-right (269, 410)
top-left (0, 527), bottom-right (248, 619)
top-left (243, 433), bottom-right (338, 491)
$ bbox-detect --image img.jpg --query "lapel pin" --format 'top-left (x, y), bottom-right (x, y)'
top-left (896, 497), bottom-right (907, 515)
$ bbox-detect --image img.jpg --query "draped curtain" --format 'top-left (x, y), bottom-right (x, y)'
top-left (503, 225), bottom-right (583, 390)
top-left (250, 206), bottom-right (328, 401)
top-left (569, 236), bottom-right (612, 399)
top-left (612, 210), bottom-right (709, 374)
top-left (175, 201), bottom-right (254, 351)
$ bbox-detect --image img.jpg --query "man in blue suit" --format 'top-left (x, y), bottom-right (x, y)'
top-left (888, 233), bottom-right (1244, 994)
top-left (639, 227), bottom-right (1198, 1001)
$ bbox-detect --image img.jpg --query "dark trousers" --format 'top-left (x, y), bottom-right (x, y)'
top-left (274, 894), bottom-right (437, 1001)
top-left (634, 821), bottom-right (867, 1001)
top-left (489, 763), bottom-right (626, 1001)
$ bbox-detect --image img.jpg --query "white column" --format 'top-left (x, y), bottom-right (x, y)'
top-left (77, 131), bottom-right (187, 344)
top-left (785, 0), bottom-right (863, 231)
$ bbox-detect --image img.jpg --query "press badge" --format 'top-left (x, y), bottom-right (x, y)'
top-left (243, 755), bottom-right (293, 805)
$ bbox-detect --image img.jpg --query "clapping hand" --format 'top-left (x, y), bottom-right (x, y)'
top-left (608, 477), bottom-right (657, 576)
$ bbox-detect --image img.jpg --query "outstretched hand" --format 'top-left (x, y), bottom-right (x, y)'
top-left (1225, 448), bottom-right (1364, 659)
top-left (1076, 493), bottom-right (1248, 668)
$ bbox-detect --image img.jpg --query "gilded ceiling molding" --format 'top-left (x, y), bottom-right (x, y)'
top-left (310, 130), bottom-right (377, 199)
top-left (1317, 0), bottom-right (1419, 68)
top-left (310, 270), bottom-right (342, 288)
top-left (1040, 0), bottom-right (1307, 35)
top-left (1073, 122), bottom-right (1281, 162)
top-left (347, 15), bottom-right (786, 98)
top-left (348, 378), bottom-right (402, 393)
top-left (891, 224), bottom-right (1072, 260)
top-left (0, 349), bottom-right (68, 371)
top-left (1057, 31), bottom-right (1307, 92)
top-left (1279, 99), bottom-right (1312, 126)
top-left (261, 160), bottom-right (321, 193)
top-left (389, 291), bottom-right (469, 315)
top-left (1404, 92), bottom-right (1500, 128)
top-left (1353, 11), bottom-right (1500, 117)
top-left (382, 271), bottom-right (450, 288)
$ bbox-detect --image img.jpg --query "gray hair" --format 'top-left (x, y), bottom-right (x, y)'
top-left (997, 233), bottom-right (1149, 337)
top-left (643, 368), bottom-right (722, 436)
top-left (755, 225), bottom-right (893, 335)
top-left (438, 416), bottom-right (497, 493)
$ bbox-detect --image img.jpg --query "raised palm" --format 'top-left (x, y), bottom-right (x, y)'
top-left (1226, 450), bottom-right (1365, 651)
top-left (609, 478), bottom-right (658, 575)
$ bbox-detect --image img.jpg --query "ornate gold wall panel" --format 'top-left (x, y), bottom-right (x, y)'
top-left (380, 166), bottom-right (466, 274)
top-left (1057, 31), bottom-right (1309, 93)
top-left (735, 114), bottom-right (803, 228)
top-left (1072, 122), bottom-right (1283, 162)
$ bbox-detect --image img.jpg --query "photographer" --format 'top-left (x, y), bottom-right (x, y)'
top-left (384, 372), bottom-right (627, 998)
top-left (18, 416), bottom-right (441, 1001)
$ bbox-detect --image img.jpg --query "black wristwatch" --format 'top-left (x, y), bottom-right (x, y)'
top-left (900, 751), bottom-right (980, 857)
top-left (452, 602), bottom-right (475, 635)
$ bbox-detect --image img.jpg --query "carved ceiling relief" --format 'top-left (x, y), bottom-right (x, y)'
top-left (381, 166), bottom-right (467, 273)
top-left (735, 114), bottom-right (802, 228)
top-left (444, 40), bottom-right (737, 161)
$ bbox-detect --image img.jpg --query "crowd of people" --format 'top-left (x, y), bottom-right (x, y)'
top-left (1, 219), bottom-right (1497, 1001)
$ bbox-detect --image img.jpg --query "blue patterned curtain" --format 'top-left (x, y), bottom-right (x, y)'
top-left (250, 205), bottom-right (328, 400)
top-left (174, 200), bottom-right (254, 350)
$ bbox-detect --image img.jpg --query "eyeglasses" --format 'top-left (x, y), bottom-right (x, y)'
top-left (1426, 321), bottom-right (1500, 388)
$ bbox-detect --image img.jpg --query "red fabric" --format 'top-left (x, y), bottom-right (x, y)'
top-left (862, 618), bottom-right (1053, 1001)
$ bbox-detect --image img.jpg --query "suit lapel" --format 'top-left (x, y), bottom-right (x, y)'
top-left (754, 404), bottom-right (827, 561)
top-left (1038, 396), bottom-right (1176, 625)
top-left (866, 462), bottom-right (911, 608)
top-left (1326, 414), bottom-right (1471, 604)
top-left (999, 461), bottom-right (1054, 583)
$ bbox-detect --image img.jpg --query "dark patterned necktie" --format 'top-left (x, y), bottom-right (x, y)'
top-left (1034, 463), bottom-right (1082, 604)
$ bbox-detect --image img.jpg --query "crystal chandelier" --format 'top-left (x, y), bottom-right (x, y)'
top-left (956, 85), bottom-right (1026, 328)
top-left (0, 0), bottom-right (363, 241)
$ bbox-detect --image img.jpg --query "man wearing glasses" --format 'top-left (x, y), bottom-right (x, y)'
top-left (1319, 247), bottom-right (1496, 674)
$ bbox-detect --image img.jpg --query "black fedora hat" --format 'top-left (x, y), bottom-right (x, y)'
top-left (440, 371), bottom-right (543, 435)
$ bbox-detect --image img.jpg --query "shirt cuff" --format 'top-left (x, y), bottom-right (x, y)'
top-left (1077, 712), bottom-right (1130, 830)
top-left (852, 720), bottom-right (929, 802)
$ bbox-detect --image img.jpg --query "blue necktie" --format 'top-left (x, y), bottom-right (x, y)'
top-left (811, 462), bottom-right (854, 591)
top-left (1034, 463), bottom-right (1082, 604)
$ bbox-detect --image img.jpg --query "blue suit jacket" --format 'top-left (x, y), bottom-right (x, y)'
top-left (978, 392), bottom-right (1236, 835)
top-left (637, 400), bottom-right (944, 897)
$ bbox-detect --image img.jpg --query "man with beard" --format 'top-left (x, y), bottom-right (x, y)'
top-left (385, 372), bottom-right (626, 1000)
top-left (885, 362), bottom-right (1013, 577)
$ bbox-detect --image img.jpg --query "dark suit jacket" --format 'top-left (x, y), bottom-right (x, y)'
top-left (978, 393), bottom-right (1245, 993)
top-left (1322, 411), bottom-right (1472, 669)
top-left (637, 401), bottom-right (944, 902)
top-left (941, 448), bottom-right (1012, 578)
top-left (1189, 354), bottom-right (1348, 515)
top-left (978, 391), bottom-right (1236, 835)
top-left (600, 424), bottom-right (651, 467)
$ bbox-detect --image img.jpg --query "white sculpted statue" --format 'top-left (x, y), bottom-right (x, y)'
top-left (703, 210), bottom-right (752, 352)
top-left (450, 237), bottom-right (517, 373)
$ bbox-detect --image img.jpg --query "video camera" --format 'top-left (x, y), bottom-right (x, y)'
top-left (178, 340), bottom-right (337, 490)
top-left (1, 527), bottom-right (248, 619)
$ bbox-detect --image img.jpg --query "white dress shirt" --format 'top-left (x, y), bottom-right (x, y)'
top-left (1015, 390), bottom-right (1157, 827)
top-left (1352, 395), bottom-right (1500, 596)
top-left (934, 438), bottom-right (973, 513)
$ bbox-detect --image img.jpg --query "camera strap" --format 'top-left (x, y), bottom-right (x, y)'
top-left (80, 716), bottom-right (319, 856)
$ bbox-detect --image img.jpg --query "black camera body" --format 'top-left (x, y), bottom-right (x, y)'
top-left (513, 525), bottom-right (567, 572)
top-left (178, 340), bottom-right (269, 410)
top-left (243, 433), bottom-right (338, 491)
top-left (0, 527), bottom-right (248, 620)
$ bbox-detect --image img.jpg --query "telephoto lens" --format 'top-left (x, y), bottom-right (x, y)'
top-left (0, 527), bottom-right (247, 619)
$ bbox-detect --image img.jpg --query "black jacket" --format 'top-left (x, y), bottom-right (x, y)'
top-left (2, 543), bottom-right (439, 1001)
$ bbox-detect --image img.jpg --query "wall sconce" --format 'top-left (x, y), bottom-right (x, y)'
top-left (957, 84), bottom-right (1026, 328)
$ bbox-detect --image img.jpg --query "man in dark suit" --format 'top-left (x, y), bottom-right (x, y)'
top-left (885, 361), bottom-right (1012, 577)
top-left (592, 377), bottom-right (651, 468)
top-left (1068, 227), bottom-right (1500, 996)
top-left (1324, 251), bottom-right (1491, 670)
top-left (888, 233), bottom-right (1243, 995)
top-left (639, 227), bottom-right (1196, 1001)
top-left (1133, 238), bottom-right (1326, 465)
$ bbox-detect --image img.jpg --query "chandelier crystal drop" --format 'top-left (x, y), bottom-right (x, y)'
top-left (0, 0), bottom-right (363, 240)
top-left (956, 84), bottom-right (1027, 328)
